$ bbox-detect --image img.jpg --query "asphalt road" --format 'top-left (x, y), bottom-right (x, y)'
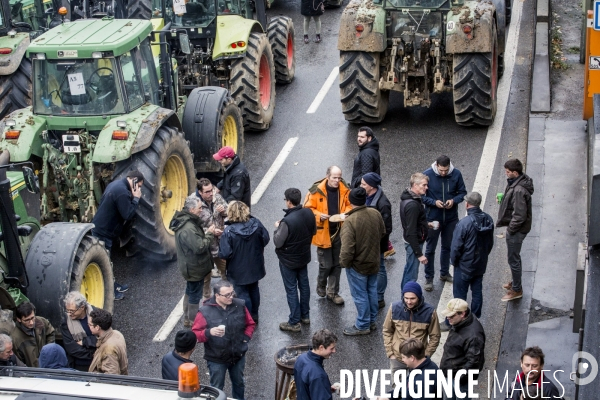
top-left (109, 1), bottom-right (534, 397)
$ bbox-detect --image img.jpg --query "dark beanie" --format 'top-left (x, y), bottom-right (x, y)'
top-left (402, 281), bottom-right (423, 300)
top-left (362, 172), bottom-right (382, 188)
top-left (175, 330), bottom-right (197, 353)
top-left (349, 187), bottom-right (367, 206)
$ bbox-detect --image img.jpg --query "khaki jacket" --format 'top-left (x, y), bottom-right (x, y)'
top-left (197, 192), bottom-right (228, 257)
top-left (339, 205), bottom-right (385, 275)
top-left (304, 178), bottom-right (351, 248)
top-left (89, 328), bottom-right (128, 375)
top-left (11, 317), bottom-right (55, 367)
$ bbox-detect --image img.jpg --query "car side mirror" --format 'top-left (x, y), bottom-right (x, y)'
top-left (22, 167), bottom-right (39, 194)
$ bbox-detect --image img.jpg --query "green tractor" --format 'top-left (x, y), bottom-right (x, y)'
top-left (149, 0), bottom-right (295, 131)
top-left (0, 150), bottom-right (113, 331)
top-left (337, 0), bottom-right (507, 126)
top-left (0, 17), bottom-right (243, 261)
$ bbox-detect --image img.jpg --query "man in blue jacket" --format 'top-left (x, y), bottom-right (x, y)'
top-left (294, 329), bottom-right (338, 400)
top-left (398, 338), bottom-right (440, 400)
top-left (422, 155), bottom-right (467, 291)
top-left (450, 192), bottom-right (494, 318)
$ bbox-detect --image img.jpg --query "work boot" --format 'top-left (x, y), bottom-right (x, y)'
top-left (501, 290), bottom-right (523, 302)
top-left (370, 322), bottom-right (377, 331)
top-left (424, 279), bottom-right (433, 292)
top-left (279, 322), bottom-right (301, 332)
top-left (301, 317), bottom-right (310, 325)
top-left (182, 294), bottom-right (190, 327)
top-left (316, 285), bottom-right (326, 297)
top-left (384, 241), bottom-right (395, 258)
top-left (304, 34), bottom-right (309, 44)
top-left (343, 325), bottom-right (370, 336)
top-left (503, 281), bottom-right (513, 290)
top-left (315, 34), bottom-right (321, 43)
top-left (327, 294), bottom-right (345, 305)
top-left (187, 303), bottom-right (199, 327)
top-left (114, 291), bottom-right (125, 301)
top-left (378, 299), bottom-right (386, 309)
top-left (211, 268), bottom-right (220, 278)
top-left (440, 274), bottom-right (453, 283)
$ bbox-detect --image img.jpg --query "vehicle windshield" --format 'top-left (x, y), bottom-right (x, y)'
top-left (33, 58), bottom-right (126, 116)
top-left (385, 0), bottom-right (447, 8)
top-left (388, 10), bottom-right (443, 37)
top-left (10, 0), bottom-right (52, 30)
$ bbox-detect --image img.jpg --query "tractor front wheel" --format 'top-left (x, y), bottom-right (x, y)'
top-left (268, 16), bottom-right (295, 84)
top-left (0, 57), bottom-right (32, 120)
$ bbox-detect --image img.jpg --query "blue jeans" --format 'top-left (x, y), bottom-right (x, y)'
top-left (185, 280), bottom-right (203, 305)
top-left (279, 263), bottom-right (310, 325)
top-left (207, 355), bottom-right (246, 400)
top-left (345, 267), bottom-right (378, 330)
top-left (425, 219), bottom-right (458, 279)
top-left (377, 253), bottom-right (387, 302)
top-left (453, 268), bottom-right (483, 318)
top-left (401, 242), bottom-right (423, 290)
top-left (233, 281), bottom-right (260, 317)
top-left (444, 382), bottom-right (472, 400)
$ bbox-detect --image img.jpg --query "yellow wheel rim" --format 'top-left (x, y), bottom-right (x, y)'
top-left (222, 115), bottom-right (238, 153)
top-left (80, 263), bottom-right (104, 308)
top-left (161, 154), bottom-right (188, 233)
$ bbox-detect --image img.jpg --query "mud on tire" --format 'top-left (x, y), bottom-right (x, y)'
top-left (339, 51), bottom-right (388, 124)
top-left (230, 32), bottom-right (276, 131)
top-left (268, 16), bottom-right (295, 84)
top-left (126, 0), bottom-right (153, 19)
top-left (0, 57), bottom-right (32, 120)
top-left (113, 126), bottom-right (195, 261)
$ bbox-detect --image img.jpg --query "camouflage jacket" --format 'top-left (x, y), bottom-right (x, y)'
top-left (197, 192), bottom-right (228, 257)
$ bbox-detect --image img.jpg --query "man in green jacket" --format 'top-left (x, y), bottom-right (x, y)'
top-left (170, 194), bottom-right (216, 327)
top-left (11, 302), bottom-right (55, 367)
top-left (340, 187), bottom-right (385, 336)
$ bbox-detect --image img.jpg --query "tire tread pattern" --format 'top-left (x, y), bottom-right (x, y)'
top-left (452, 52), bottom-right (495, 126)
top-left (0, 58), bottom-right (32, 120)
top-left (126, 0), bottom-right (153, 19)
top-left (268, 16), bottom-right (295, 84)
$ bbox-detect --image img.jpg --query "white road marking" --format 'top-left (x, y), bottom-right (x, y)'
top-left (153, 295), bottom-right (184, 342)
top-left (306, 67), bottom-right (340, 114)
top-left (431, 0), bottom-right (524, 365)
top-left (251, 137), bottom-right (299, 205)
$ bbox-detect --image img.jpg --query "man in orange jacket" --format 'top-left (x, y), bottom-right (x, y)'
top-left (304, 166), bottom-right (352, 305)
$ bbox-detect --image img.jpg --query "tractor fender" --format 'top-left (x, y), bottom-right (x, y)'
top-left (0, 108), bottom-right (47, 162)
top-left (24, 222), bottom-right (94, 329)
top-left (0, 33), bottom-right (30, 76)
top-left (491, 0), bottom-right (506, 54)
top-left (446, 1), bottom-right (497, 54)
top-left (213, 15), bottom-right (264, 61)
top-left (183, 86), bottom-right (227, 173)
top-left (338, 0), bottom-right (387, 53)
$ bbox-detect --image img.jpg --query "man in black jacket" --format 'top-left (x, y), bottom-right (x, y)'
top-left (440, 299), bottom-right (485, 400)
top-left (497, 158), bottom-right (534, 302)
top-left (399, 173), bottom-right (430, 289)
top-left (361, 172), bottom-right (392, 309)
top-left (161, 330), bottom-right (196, 381)
top-left (450, 192), bottom-right (494, 318)
top-left (213, 146), bottom-right (251, 208)
top-left (60, 291), bottom-right (97, 371)
top-left (351, 127), bottom-right (380, 188)
top-left (275, 188), bottom-right (317, 332)
top-left (507, 346), bottom-right (565, 400)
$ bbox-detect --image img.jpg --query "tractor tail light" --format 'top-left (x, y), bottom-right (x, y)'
top-left (462, 25), bottom-right (472, 34)
top-left (112, 130), bottom-right (128, 140)
top-left (5, 130), bottom-right (20, 140)
top-left (236, 41), bottom-right (246, 47)
top-left (0, 48), bottom-right (12, 55)
top-left (178, 363), bottom-right (200, 397)
top-left (231, 42), bottom-right (237, 48)
top-left (355, 24), bottom-right (364, 32)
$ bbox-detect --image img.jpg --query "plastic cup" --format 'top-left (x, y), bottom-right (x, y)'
top-left (432, 221), bottom-right (440, 230)
top-left (218, 324), bottom-right (225, 334)
top-left (332, 382), bottom-right (340, 394)
top-left (496, 193), bottom-right (504, 203)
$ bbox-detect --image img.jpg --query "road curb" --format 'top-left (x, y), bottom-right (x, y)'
top-left (530, 0), bottom-right (551, 113)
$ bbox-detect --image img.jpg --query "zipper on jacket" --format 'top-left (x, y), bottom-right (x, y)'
top-left (442, 180), bottom-right (446, 223)
top-left (408, 312), bottom-right (412, 338)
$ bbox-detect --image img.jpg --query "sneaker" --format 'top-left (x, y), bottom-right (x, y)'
top-left (343, 325), bottom-right (370, 336)
top-left (370, 322), bottom-right (377, 331)
top-left (501, 290), bottom-right (523, 302)
top-left (211, 268), bottom-right (220, 278)
top-left (327, 294), bottom-right (345, 305)
top-left (440, 274), bottom-right (453, 283)
top-left (301, 317), bottom-right (310, 325)
top-left (316, 285), bottom-right (326, 297)
top-left (384, 248), bottom-right (396, 258)
top-left (315, 34), bottom-right (321, 43)
top-left (503, 281), bottom-right (513, 290)
top-left (183, 319), bottom-right (192, 328)
top-left (303, 34), bottom-right (309, 44)
top-left (279, 322), bottom-right (301, 332)
top-left (114, 291), bottom-right (125, 301)
top-left (114, 282), bottom-right (129, 292)
top-left (424, 279), bottom-right (433, 292)
top-left (378, 299), bottom-right (386, 309)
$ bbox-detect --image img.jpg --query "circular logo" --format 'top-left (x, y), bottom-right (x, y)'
top-left (571, 351), bottom-right (599, 386)
top-left (447, 21), bottom-right (455, 31)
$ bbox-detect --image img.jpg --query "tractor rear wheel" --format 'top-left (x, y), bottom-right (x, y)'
top-left (268, 16), bottom-right (295, 84)
top-left (339, 51), bottom-right (388, 124)
top-left (126, 0), bottom-right (152, 19)
top-left (0, 57), bottom-right (32, 120)
top-left (69, 234), bottom-right (114, 313)
top-left (452, 25), bottom-right (498, 127)
top-left (230, 32), bottom-right (276, 131)
top-left (114, 126), bottom-right (195, 260)
top-left (219, 97), bottom-right (244, 157)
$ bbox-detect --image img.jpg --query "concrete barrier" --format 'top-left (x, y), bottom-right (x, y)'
top-left (531, 0), bottom-right (551, 112)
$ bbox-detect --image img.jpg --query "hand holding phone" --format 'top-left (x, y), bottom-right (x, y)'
top-left (132, 178), bottom-right (142, 198)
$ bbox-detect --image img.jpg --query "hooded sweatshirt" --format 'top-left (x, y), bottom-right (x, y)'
top-left (170, 210), bottom-right (214, 282)
top-left (497, 173), bottom-right (535, 234)
top-left (422, 162), bottom-right (467, 223)
top-left (351, 137), bottom-right (380, 188)
top-left (39, 343), bottom-right (74, 370)
top-left (399, 189), bottom-right (429, 256)
top-left (450, 206), bottom-right (495, 277)
top-left (219, 217), bottom-right (270, 285)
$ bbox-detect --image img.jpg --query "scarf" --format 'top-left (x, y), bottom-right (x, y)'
top-left (66, 304), bottom-right (93, 342)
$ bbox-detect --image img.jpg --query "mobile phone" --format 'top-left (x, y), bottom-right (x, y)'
top-left (132, 178), bottom-right (139, 188)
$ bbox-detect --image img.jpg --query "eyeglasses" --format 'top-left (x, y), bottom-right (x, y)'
top-left (217, 291), bottom-right (235, 299)
top-left (66, 305), bottom-right (83, 314)
top-left (21, 315), bottom-right (35, 323)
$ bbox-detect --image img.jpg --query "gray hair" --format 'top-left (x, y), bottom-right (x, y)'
top-left (184, 194), bottom-right (201, 211)
top-left (64, 291), bottom-right (87, 308)
top-left (410, 172), bottom-right (429, 187)
top-left (0, 334), bottom-right (12, 353)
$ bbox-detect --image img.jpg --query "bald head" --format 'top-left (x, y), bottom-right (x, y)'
top-left (326, 166), bottom-right (342, 188)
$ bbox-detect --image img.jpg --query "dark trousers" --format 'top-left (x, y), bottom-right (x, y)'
top-left (425, 219), bottom-right (458, 279)
top-left (279, 263), bottom-right (310, 325)
top-left (453, 268), bottom-right (484, 318)
top-left (233, 281), bottom-right (260, 318)
top-left (316, 235), bottom-right (342, 295)
top-left (377, 253), bottom-right (386, 302)
top-left (185, 280), bottom-right (204, 305)
top-left (207, 355), bottom-right (246, 400)
top-left (506, 231), bottom-right (527, 292)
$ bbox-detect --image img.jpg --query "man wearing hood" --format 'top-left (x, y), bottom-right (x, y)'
top-left (450, 192), bottom-right (494, 318)
top-left (170, 194), bottom-right (216, 327)
top-left (351, 127), bottom-right (380, 189)
top-left (497, 158), bottom-right (534, 302)
top-left (213, 146), bottom-right (251, 208)
top-left (39, 343), bottom-right (75, 370)
top-left (382, 282), bottom-right (440, 378)
top-left (360, 172), bottom-right (392, 309)
top-left (422, 155), bottom-right (467, 291)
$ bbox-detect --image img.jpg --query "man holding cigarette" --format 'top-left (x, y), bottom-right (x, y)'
top-left (192, 281), bottom-right (256, 400)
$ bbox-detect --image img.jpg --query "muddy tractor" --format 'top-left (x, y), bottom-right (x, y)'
top-left (0, 17), bottom-right (244, 261)
top-left (149, 0), bottom-right (295, 131)
top-left (338, 0), bottom-right (506, 126)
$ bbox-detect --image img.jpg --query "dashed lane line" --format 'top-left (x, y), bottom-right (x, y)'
top-left (306, 67), bottom-right (339, 114)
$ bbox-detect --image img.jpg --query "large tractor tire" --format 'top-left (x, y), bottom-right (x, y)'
top-left (339, 51), bottom-right (389, 124)
top-left (183, 86), bottom-right (244, 173)
top-left (230, 32), bottom-right (276, 131)
top-left (0, 58), bottom-right (32, 120)
top-left (114, 126), bottom-right (195, 261)
top-left (268, 16), bottom-right (295, 84)
top-left (126, 0), bottom-right (153, 19)
top-left (452, 25), bottom-right (498, 127)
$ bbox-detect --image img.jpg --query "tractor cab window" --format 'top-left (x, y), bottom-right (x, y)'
top-left (167, 0), bottom-right (216, 27)
top-left (388, 10), bottom-right (443, 37)
top-left (33, 58), bottom-right (126, 116)
top-left (385, 0), bottom-right (447, 8)
top-left (10, 0), bottom-right (51, 30)
top-left (217, 0), bottom-right (240, 15)
top-left (120, 49), bottom-right (146, 111)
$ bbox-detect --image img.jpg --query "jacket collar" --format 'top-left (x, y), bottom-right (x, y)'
top-left (172, 351), bottom-right (193, 363)
top-left (466, 206), bottom-right (482, 215)
top-left (451, 310), bottom-right (474, 331)
top-left (225, 156), bottom-right (240, 173)
top-left (308, 350), bottom-right (325, 366)
top-left (97, 328), bottom-right (114, 346)
top-left (283, 205), bottom-right (303, 215)
top-left (16, 320), bottom-right (37, 337)
top-left (346, 205), bottom-right (367, 215)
